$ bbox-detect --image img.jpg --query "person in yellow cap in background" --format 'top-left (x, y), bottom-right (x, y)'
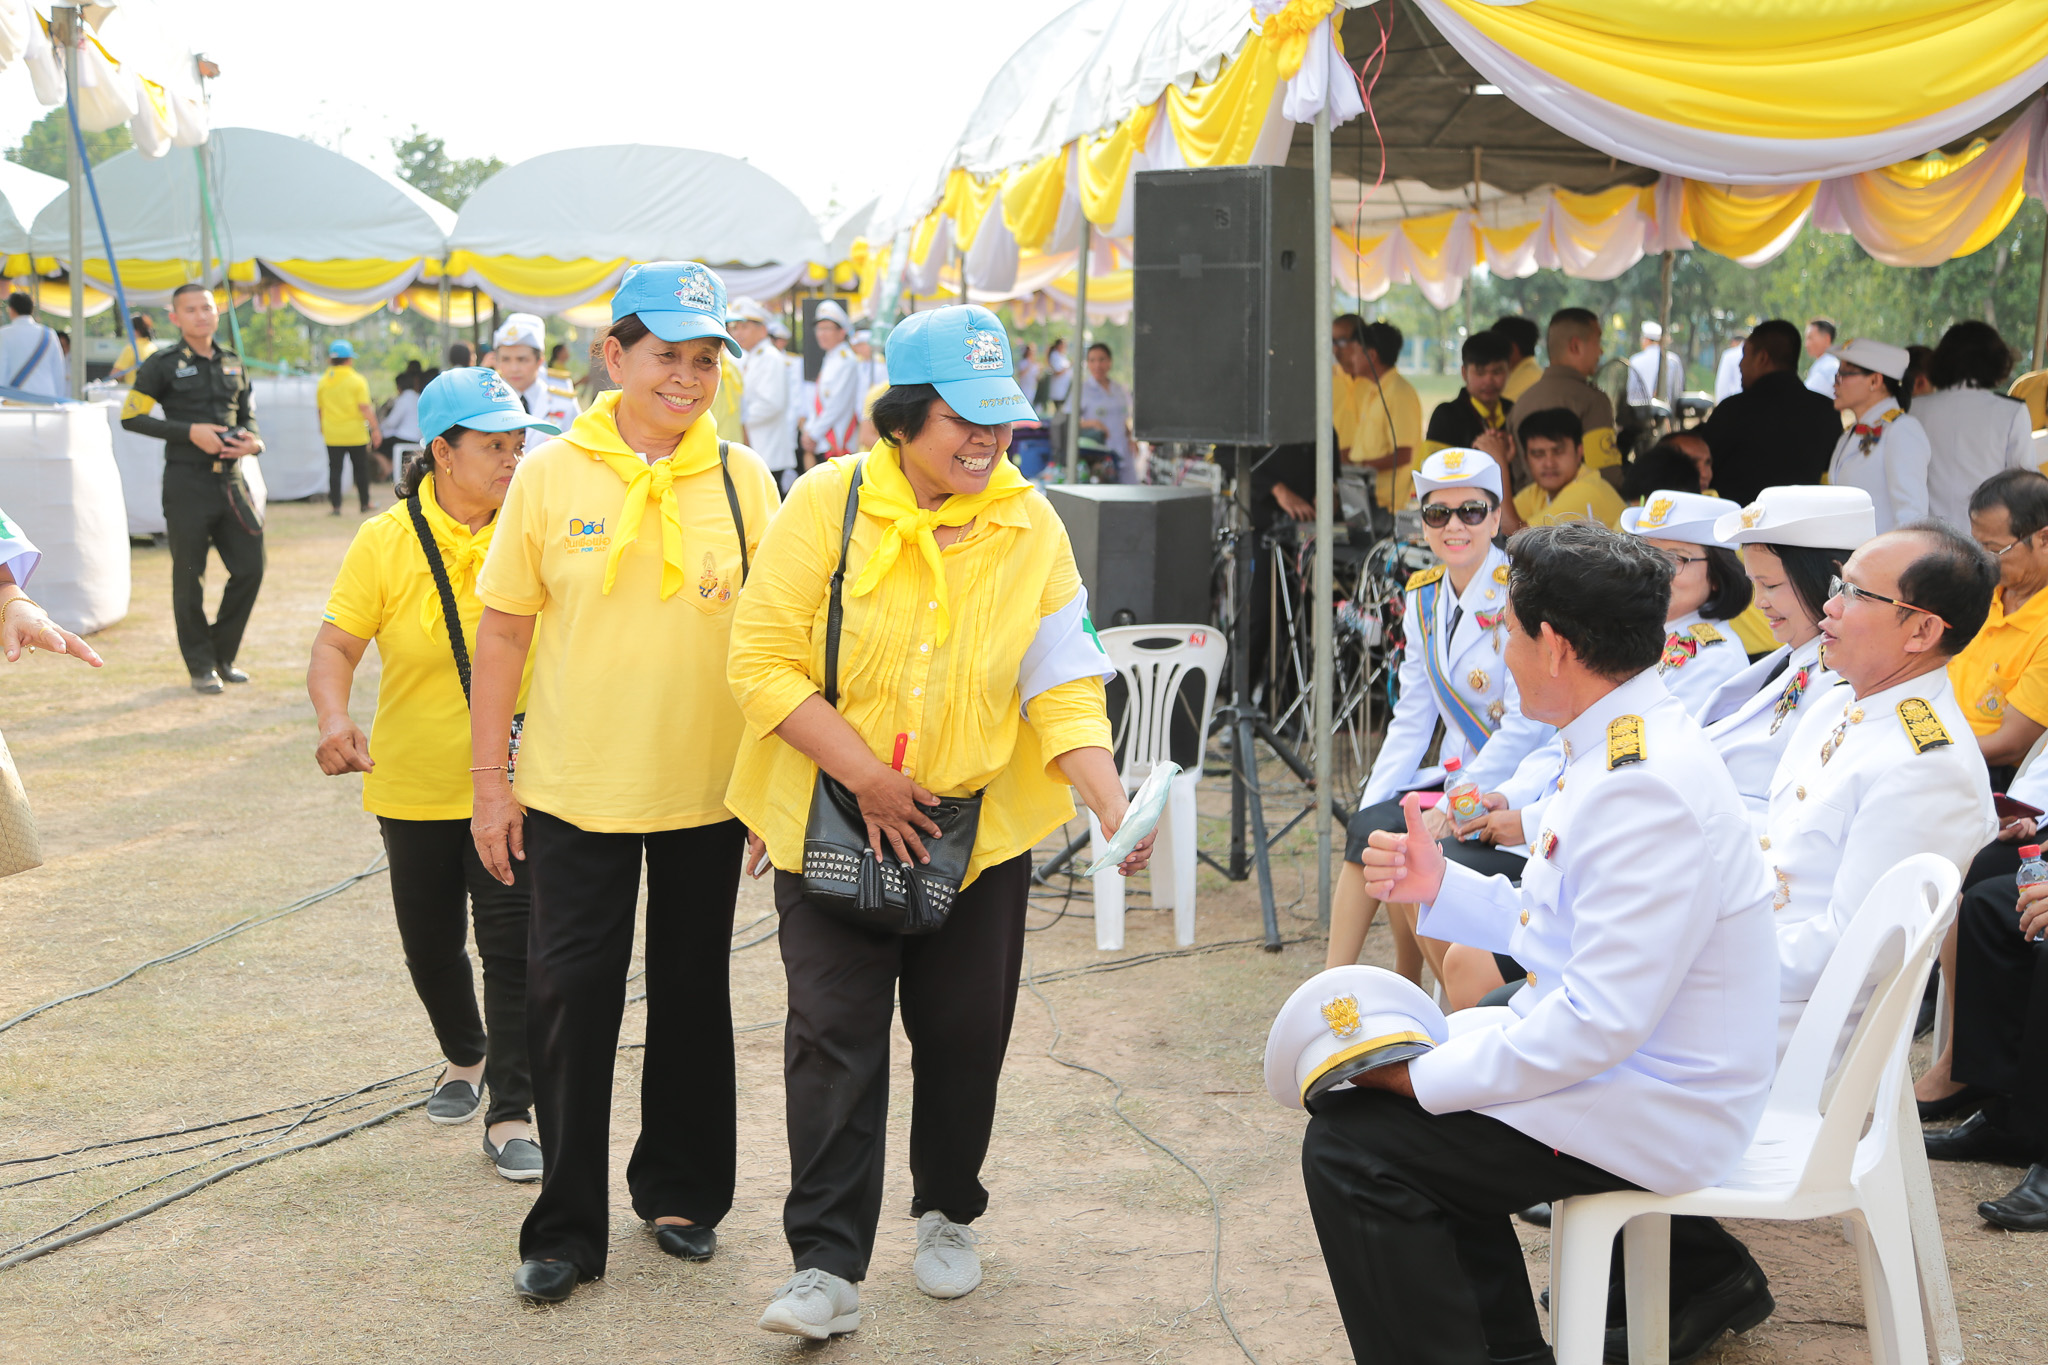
top-left (318, 340), bottom-right (382, 517)
top-left (491, 312), bottom-right (580, 451)
top-left (469, 261), bottom-right (780, 1305)
top-left (801, 299), bottom-right (860, 468)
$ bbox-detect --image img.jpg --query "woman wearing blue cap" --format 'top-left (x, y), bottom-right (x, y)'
top-left (467, 263), bottom-right (781, 1303)
top-left (307, 368), bottom-right (560, 1182)
top-left (726, 303), bottom-right (1152, 1339)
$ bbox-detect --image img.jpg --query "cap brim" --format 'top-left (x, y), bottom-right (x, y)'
top-left (634, 310), bottom-right (743, 357)
top-left (933, 375), bottom-right (1036, 423)
top-left (425, 409), bottom-right (561, 444)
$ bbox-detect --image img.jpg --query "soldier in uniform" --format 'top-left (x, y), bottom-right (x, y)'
top-left (121, 282), bottom-right (264, 694)
top-left (491, 312), bottom-right (579, 451)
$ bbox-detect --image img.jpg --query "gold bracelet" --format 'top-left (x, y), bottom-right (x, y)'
top-left (468, 764), bottom-right (506, 773)
top-left (1, 595), bottom-right (46, 620)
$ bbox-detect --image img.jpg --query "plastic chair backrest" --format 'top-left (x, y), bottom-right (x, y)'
top-left (1772, 853), bottom-right (1958, 1198)
top-left (1097, 624), bottom-right (1227, 781)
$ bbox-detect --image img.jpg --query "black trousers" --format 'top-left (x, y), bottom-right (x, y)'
top-left (518, 810), bottom-right (745, 1276)
top-left (1303, 1088), bottom-right (1751, 1364)
top-left (1345, 794), bottom-right (1530, 881)
top-left (162, 461), bottom-right (263, 677)
top-left (377, 816), bottom-right (533, 1125)
top-left (326, 444), bottom-right (372, 510)
top-left (1953, 871), bottom-right (2048, 1156)
top-left (775, 850), bottom-right (1031, 1282)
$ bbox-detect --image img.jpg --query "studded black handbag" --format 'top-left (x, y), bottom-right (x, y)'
top-left (800, 459), bottom-right (981, 935)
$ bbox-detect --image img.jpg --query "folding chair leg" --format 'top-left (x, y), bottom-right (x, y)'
top-left (1089, 810), bottom-right (1125, 951)
top-left (1622, 1213), bottom-right (1672, 1365)
top-left (1896, 1082), bottom-right (1964, 1365)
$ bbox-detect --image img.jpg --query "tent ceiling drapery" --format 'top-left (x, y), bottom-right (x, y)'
top-left (0, 0), bottom-right (211, 160)
top-left (0, 158), bottom-right (63, 266)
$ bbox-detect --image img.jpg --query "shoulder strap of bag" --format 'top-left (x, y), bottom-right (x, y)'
top-left (9, 327), bottom-right (52, 390)
top-left (405, 491), bottom-right (473, 702)
top-left (718, 440), bottom-right (749, 584)
top-left (823, 458), bottom-right (866, 708)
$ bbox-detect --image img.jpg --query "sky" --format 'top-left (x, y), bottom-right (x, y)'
top-left (0, 0), bottom-right (1075, 222)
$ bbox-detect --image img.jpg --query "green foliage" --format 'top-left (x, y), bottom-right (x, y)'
top-left (4, 108), bottom-right (132, 178)
top-left (390, 127), bottom-right (504, 209)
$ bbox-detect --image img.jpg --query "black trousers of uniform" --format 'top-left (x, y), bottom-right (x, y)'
top-left (162, 461), bottom-right (264, 677)
top-left (775, 850), bottom-right (1031, 1282)
top-left (378, 817), bottom-right (533, 1126)
top-left (1953, 871), bottom-right (2048, 1158)
top-left (1303, 1088), bottom-right (1751, 1364)
top-left (326, 444), bottom-right (372, 511)
top-left (518, 810), bottom-right (745, 1277)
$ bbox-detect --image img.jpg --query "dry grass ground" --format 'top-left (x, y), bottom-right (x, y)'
top-left (0, 500), bottom-right (2042, 1363)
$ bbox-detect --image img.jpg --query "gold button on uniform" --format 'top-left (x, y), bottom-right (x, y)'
top-left (1525, 972), bottom-right (1537, 986)
top-left (1796, 785), bottom-right (1806, 800)
top-left (1519, 910), bottom-right (1530, 925)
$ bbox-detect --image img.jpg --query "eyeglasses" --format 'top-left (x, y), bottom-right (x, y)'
top-left (1827, 574), bottom-right (1951, 629)
top-left (1659, 549), bottom-right (1707, 570)
top-left (1331, 336), bottom-right (1360, 351)
top-left (1419, 500), bottom-right (1495, 528)
top-left (1979, 538), bottom-right (2027, 558)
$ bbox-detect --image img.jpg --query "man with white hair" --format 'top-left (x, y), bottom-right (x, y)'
top-left (801, 300), bottom-right (860, 466)
top-left (729, 299), bottom-right (795, 492)
top-left (1626, 320), bottom-right (1683, 407)
top-left (492, 311), bottom-right (579, 450)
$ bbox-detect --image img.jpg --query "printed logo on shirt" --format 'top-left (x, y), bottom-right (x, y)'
top-left (697, 551), bottom-right (731, 603)
top-left (964, 329), bottom-right (1006, 371)
top-left (566, 517), bottom-right (610, 552)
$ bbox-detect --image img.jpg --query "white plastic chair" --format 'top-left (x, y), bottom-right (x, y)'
top-left (1087, 625), bottom-right (1227, 951)
top-left (1548, 853), bottom-right (1963, 1365)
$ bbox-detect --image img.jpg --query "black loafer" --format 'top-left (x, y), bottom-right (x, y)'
top-left (1979, 1164), bottom-right (2048, 1231)
top-left (649, 1221), bottom-right (716, 1261)
top-left (220, 665), bottom-right (250, 684)
top-left (190, 670), bottom-right (224, 694)
top-left (1925, 1110), bottom-right (2035, 1166)
top-left (1604, 1263), bottom-right (1774, 1364)
top-left (513, 1258), bottom-right (584, 1303)
top-left (1515, 1203), bottom-right (1552, 1227)
top-left (1917, 1084), bottom-right (1990, 1122)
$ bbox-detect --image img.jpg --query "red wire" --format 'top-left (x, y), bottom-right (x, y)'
top-left (1345, 4), bottom-right (1393, 303)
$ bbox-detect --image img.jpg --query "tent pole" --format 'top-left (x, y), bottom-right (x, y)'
top-left (1313, 106), bottom-right (1334, 929)
top-left (1656, 250), bottom-right (1674, 406)
top-left (193, 144), bottom-right (243, 356)
top-left (2033, 216), bottom-right (2048, 373)
top-left (1066, 222), bottom-right (1089, 482)
top-left (59, 4), bottom-right (84, 398)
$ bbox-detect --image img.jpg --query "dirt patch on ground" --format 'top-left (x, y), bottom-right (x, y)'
top-left (1, 502), bottom-right (2042, 1363)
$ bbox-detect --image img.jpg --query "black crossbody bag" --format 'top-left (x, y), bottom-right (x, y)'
top-left (800, 459), bottom-right (981, 935)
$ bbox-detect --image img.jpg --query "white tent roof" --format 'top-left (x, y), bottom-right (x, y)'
top-left (449, 145), bottom-right (827, 266)
top-left (29, 126), bottom-right (455, 263)
top-left (0, 160), bottom-right (64, 255)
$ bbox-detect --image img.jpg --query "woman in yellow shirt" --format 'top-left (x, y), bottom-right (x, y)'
top-left (307, 368), bottom-right (559, 1182)
top-left (726, 304), bottom-right (1151, 1341)
top-left (468, 264), bottom-right (780, 1304)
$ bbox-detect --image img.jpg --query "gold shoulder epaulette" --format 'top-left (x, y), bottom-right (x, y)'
top-left (547, 384), bottom-right (574, 398)
top-left (1689, 622), bottom-right (1726, 646)
top-left (1407, 564), bottom-right (1446, 591)
top-left (1607, 715), bottom-right (1647, 769)
top-left (1897, 698), bottom-right (1952, 753)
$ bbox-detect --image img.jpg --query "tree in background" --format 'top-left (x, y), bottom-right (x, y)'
top-left (4, 107), bottom-right (132, 178)
top-left (390, 127), bottom-right (503, 209)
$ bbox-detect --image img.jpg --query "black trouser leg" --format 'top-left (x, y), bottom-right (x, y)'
top-left (327, 445), bottom-right (347, 510)
top-left (208, 469), bottom-right (264, 670)
top-left (1954, 875), bottom-right (2048, 1152)
top-left (350, 445), bottom-right (372, 508)
top-left (162, 464), bottom-right (221, 676)
top-left (1301, 1087), bottom-right (1642, 1364)
top-left (378, 816), bottom-right (534, 1125)
top-left (627, 819), bottom-right (744, 1227)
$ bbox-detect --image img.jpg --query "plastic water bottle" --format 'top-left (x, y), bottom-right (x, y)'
top-left (1443, 757), bottom-right (1484, 842)
top-left (2020, 845), bottom-right (2048, 941)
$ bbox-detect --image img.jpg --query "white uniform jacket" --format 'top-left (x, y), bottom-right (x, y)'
top-left (1411, 669), bottom-right (1780, 1195)
top-left (1824, 400), bottom-right (1931, 533)
top-left (1700, 636), bottom-right (1838, 823)
top-left (1360, 545), bottom-right (1552, 807)
top-left (804, 342), bottom-right (860, 455)
top-left (518, 376), bottom-right (581, 453)
top-left (738, 339), bottom-right (793, 473)
top-left (1763, 670), bottom-right (1994, 1036)
top-left (1655, 609), bottom-right (1749, 719)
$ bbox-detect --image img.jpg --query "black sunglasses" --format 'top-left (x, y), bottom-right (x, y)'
top-left (1420, 500), bottom-right (1495, 528)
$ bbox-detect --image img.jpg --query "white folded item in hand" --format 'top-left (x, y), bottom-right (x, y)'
top-left (1082, 761), bottom-right (1181, 875)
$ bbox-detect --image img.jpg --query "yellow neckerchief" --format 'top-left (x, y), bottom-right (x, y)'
top-left (1466, 392), bottom-right (1505, 429)
top-left (414, 473), bottom-right (496, 639)
top-left (565, 388), bottom-right (723, 598)
top-left (848, 438), bottom-right (1032, 643)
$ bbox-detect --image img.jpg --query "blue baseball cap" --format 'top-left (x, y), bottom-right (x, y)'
top-left (328, 339), bottom-right (355, 359)
top-left (417, 367), bottom-right (562, 446)
top-left (612, 261), bottom-right (740, 357)
top-left (885, 304), bottom-right (1035, 422)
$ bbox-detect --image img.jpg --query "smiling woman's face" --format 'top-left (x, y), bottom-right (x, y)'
top-left (604, 331), bottom-right (723, 443)
top-left (895, 396), bottom-right (1012, 505)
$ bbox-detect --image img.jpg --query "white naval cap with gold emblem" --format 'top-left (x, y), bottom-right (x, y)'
top-left (1714, 484), bottom-right (1876, 550)
top-left (1620, 489), bottom-right (1742, 546)
top-left (492, 312), bottom-right (545, 354)
top-left (1411, 446), bottom-right (1503, 502)
top-left (1262, 965), bottom-right (1448, 1110)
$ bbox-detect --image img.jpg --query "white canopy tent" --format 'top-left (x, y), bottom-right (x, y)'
top-left (0, 158), bottom-right (62, 261)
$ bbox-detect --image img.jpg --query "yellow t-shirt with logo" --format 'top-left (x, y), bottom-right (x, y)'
top-left (1513, 469), bottom-right (1625, 529)
top-left (1347, 368), bottom-right (1424, 512)
top-left (317, 365), bottom-right (373, 446)
top-left (476, 399), bottom-right (782, 832)
top-left (1948, 583), bottom-right (2048, 737)
top-left (321, 476), bottom-right (535, 820)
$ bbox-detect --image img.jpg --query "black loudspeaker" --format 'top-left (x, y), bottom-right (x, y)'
top-left (1132, 165), bottom-right (1314, 446)
top-left (1045, 485), bottom-right (1215, 627)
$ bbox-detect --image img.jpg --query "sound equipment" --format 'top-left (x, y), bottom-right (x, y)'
top-left (1132, 165), bottom-right (1314, 446)
top-left (1044, 485), bottom-right (1214, 627)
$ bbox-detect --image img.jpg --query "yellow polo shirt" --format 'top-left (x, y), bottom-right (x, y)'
top-left (1332, 366), bottom-right (1365, 450)
top-left (317, 365), bottom-right (372, 446)
top-left (1513, 469), bottom-right (1625, 528)
top-left (477, 400), bottom-right (781, 832)
top-left (1948, 583), bottom-right (2048, 736)
top-left (321, 476), bottom-right (534, 820)
top-left (1347, 367), bottom-right (1423, 512)
top-left (1501, 355), bottom-right (1542, 403)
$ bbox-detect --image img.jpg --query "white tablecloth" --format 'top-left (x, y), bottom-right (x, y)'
top-left (97, 374), bottom-right (332, 535)
top-left (0, 401), bottom-right (131, 634)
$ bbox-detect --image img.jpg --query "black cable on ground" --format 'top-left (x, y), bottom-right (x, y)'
top-left (1022, 946), bottom-right (1260, 1365)
top-left (0, 853), bottom-right (391, 1038)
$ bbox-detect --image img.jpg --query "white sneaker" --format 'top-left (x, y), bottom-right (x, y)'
top-left (913, 1210), bottom-right (983, 1299)
top-left (757, 1267), bottom-right (861, 1339)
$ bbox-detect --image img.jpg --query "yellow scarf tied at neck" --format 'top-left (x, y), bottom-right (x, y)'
top-left (584, 395), bottom-right (723, 599)
top-left (847, 439), bottom-right (1032, 643)
top-left (414, 475), bottom-right (494, 639)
